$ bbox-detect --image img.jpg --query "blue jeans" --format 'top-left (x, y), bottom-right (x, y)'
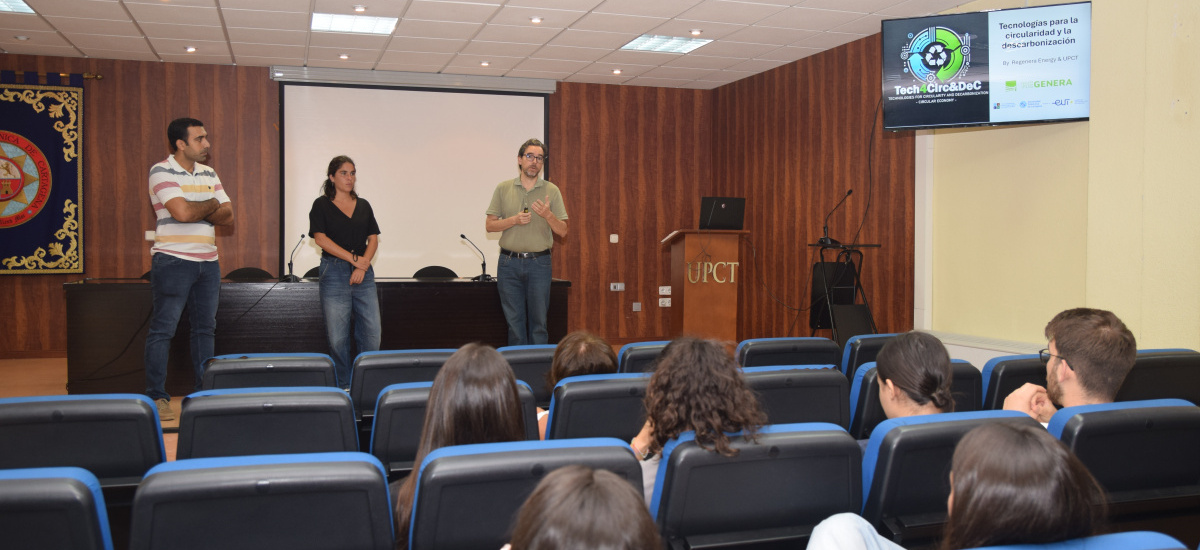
top-left (144, 253), bottom-right (221, 400)
top-left (319, 256), bottom-right (381, 388)
top-left (496, 253), bottom-right (552, 345)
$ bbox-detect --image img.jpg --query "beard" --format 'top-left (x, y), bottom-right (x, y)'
top-left (1046, 367), bottom-right (1064, 407)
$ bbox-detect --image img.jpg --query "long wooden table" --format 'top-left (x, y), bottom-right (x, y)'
top-left (64, 278), bottom-right (570, 395)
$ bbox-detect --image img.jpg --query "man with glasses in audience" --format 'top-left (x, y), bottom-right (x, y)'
top-left (1004, 307), bottom-right (1137, 423)
top-left (485, 138), bottom-right (568, 345)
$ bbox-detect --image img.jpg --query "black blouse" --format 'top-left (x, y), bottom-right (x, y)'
top-left (308, 196), bottom-right (381, 258)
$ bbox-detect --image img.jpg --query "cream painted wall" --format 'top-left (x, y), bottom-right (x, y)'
top-left (928, 0), bottom-right (1200, 349)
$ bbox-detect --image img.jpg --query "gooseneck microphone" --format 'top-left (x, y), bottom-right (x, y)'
top-left (460, 234), bottom-right (494, 282)
top-left (818, 189), bottom-right (853, 246)
top-left (282, 234), bottom-right (305, 282)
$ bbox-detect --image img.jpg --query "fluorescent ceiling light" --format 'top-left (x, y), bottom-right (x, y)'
top-left (0, 0), bottom-right (34, 13)
top-left (311, 12), bottom-right (398, 35)
top-left (621, 34), bottom-right (711, 54)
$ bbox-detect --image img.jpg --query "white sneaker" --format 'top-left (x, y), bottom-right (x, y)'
top-left (156, 398), bottom-right (175, 422)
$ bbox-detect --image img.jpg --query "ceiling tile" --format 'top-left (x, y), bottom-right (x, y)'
top-left (570, 12), bottom-right (665, 35)
top-left (505, 68), bottom-right (576, 79)
top-left (677, 1), bottom-right (788, 26)
top-left (875, 0), bottom-right (973, 17)
top-left (159, 53), bottom-right (234, 65)
top-left (832, 14), bottom-right (888, 34)
top-left (146, 37), bottom-right (228, 55)
top-left (529, 44), bottom-right (609, 62)
top-left (230, 43), bottom-right (305, 58)
top-left (624, 76), bottom-right (692, 87)
top-left (404, 1), bottom-right (501, 24)
top-left (755, 45), bottom-right (821, 62)
top-left (514, 57), bottom-right (589, 72)
top-left (43, 17), bottom-right (140, 35)
top-left (506, 0), bottom-right (604, 10)
top-left (564, 72), bottom-right (633, 84)
top-left (309, 31), bottom-right (390, 49)
top-left (24, 0), bottom-right (128, 19)
top-left (373, 62), bottom-right (445, 73)
top-left (0, 43), bottom-right (80, 56)
top-left (139, 23), bottom-right (226, 41)
top-left (124, 0), bottom-right (216, 7)
top-left (313, 0), bottom-right (409, 17)
top-left (378, 50), bottom-right (456, 65)
top-left (757, 7), bottom-right (865, 31)
top-left (387, 36), bottom-right (467, 54)
top-left (472, 23), bottom-right (560, 44)
top-left (547, 29), bottom-right (631, 49)
top-left (226, 28), bottom-right (307, 46)
top-left (307, 46), bottom-right (382, 61)
top-left (222, 9), bottom-right (310, 30)
top-left (596, 49), bottom-right (676, 66)
top-left (0, 14), bottom-right (54, 32)
top-left (488, 6), bottom-right (586, 29)
top-left (80, 48), bottom-right (160, 62)
top-left (235, 56), bottom-right (306, 67)
top-left (67, 34), bottom-right (151, 51)
top-left (797, 0), bottom-right (905, 11)
top-left (794, 31), bottom-right (864, 49)
top-left (696, 69), bottom-right (754, 82)
top-left (726, 57), bottom-right (788, 73)
top-left (394, 19), bottom-right (481, 40)
top-left (723, 25), bottom-right (817, 45)
top-left (647, 19), bottom-right (744, 41)
top-left (0, 31), bottom-right (68, 47)
top-left (575, 62), bottom-right (653, 77)
top-left (661, 54), bottom-right (742, 70)
top-left (445, 53), bottom-right (522, 70)
top-left (123, 3), bottom-right (221, 25)
top-left (219, 0), bottom-right (311, 11)
top-left (460, 40), bottom-right (541, 57)
top-left (640, 65), bottom-right (713, 80)
top-left (687, 40), bottom-right (774, 58)
top-left (306, 58), bottom-right (377, 69)
top-left (593, 0), bottom-right (703, 19)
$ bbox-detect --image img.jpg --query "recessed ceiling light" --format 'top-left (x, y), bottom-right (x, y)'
top-left (353, 5), bottom-right (366, 12)
top-left (621, 34), bottom-right (712, 54)
top-left (0, 0), bottom-right (34, 14)
top-left (530, 16), bottom-right (542, 24)
top-left (311, 12), bottom-right (398, 35)
top-left (480, 61), bottom-right (490, 67)
top-left (15, 35), bottom-right (29, 41)
top-left (690, 29), bottom-right (702, 36)
top-left (612, 69), bottom-right (622, 75)
top-left (185, 46), bottom-right (196, 53)
top-left (339, 54), bottom-right (349, 60)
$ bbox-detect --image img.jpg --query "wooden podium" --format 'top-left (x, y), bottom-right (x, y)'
top-left (662, 230), bottom-right (747, 343)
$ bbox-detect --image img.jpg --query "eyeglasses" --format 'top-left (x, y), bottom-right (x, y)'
top-left (1038, 348), bottom-right (1073, 370)
top-left (522, 153), bottom-right (547, 162)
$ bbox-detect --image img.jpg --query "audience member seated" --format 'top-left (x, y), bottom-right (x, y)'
top-left (629, 337), bottom-right (766, 505)
top-left (538, 331), bottom-right (618, 439)
top-left (877, 331), bottom-right (955, 420)
top-left (1004, 308), bottom-right (1136, 423)
top-left (807, 422), bottom-right (1106, 550)
top-left (503, 465), bottom-right (661, 550)
top-left (392, 343), bottom-right (525, 549)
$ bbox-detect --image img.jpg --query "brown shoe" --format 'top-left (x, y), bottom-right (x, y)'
top-left (156, 398), bottom-right (175, 422)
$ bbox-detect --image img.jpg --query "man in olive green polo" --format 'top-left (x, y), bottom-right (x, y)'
top-left (485, 138), bottom-right (568, 345)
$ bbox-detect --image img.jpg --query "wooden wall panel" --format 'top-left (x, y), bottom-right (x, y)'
top-left (712, 34), bottom-right (916, 339)
top-left (0, 54), bottom-right (279, 356)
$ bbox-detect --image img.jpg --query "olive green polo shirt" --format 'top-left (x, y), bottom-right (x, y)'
top-left (485, 176), bottom-right (568, 252)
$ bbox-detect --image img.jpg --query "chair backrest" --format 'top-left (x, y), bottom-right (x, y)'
top-left (743, 365), bottom-right (850, 429)
top-left (980, 354), bottom-right (1045, 410)
top-left (129, 452), bottom-right (393, 550)
top-left (0, 395), bottom-right (165, 487)
top-left (735, 337), bottom-right (841, 368)
top-left (0, 467), bottom-right (113, 550)
top-left (861, 410), bottom-right (1041, 544)
top-left (964, 531), bottom-right (1188, 550)
top-left (841, 333), bottom-right (898, 378)
top-left (498, 344), bottom-right (557, 406)
top-left (652, 423), bottom-right (862, 549)
top-left (303, 266), bottom-right (320, 279)
top-left (412, 265), bottom-right (457, 278)
top-left (200, 353), bottom-right (338, 390)
top-left (176, 387), bottom-right (358, 460)
top-left (370, 381), bottom-right (540, 479)
top-left (1116, 349), bottom-right (1200, 405)
top-left (350, 349), bottom-right (455, 421)
top-left (617, 340), bottom-right (670, 373)
top-left (223, 267), bottom-right (274, 280)
top-left (408, 438), bottom-right (641, 550)
top-left (545, 373), bottom-right (650, 441)
top-left (1048, 399), bottom-right (1200, 498)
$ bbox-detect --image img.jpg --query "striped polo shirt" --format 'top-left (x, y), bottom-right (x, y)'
top-left (148, 155), bottom-right (229, 261)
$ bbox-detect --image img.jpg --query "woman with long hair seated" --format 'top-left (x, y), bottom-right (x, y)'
top-left (504, 465), bottom-right (662, 550)
top-left (392, 342), bottom-right (525, 549)
top-left (538, 330), bottom-right (619, 439)
top-left (875, 331), bottom-right (955, 420)
top-left (629, 337), bottom-right (766, 505)
top-left (807, 422), bottom-right (1107, 550)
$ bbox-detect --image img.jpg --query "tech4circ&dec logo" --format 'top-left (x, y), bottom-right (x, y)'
top-left (901, 26), bottom-right (972, 86)
top-left (0, 130), bottom-right (53, 229)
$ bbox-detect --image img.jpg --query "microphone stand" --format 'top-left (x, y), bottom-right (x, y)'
top-left (817, 189), bottom-right (853, 246)
top-left (460, 234), bottom-right (494, 282)
top-left (282, 234), bottom-right (304, 282)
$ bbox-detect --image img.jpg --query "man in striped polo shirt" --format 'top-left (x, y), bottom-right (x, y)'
top-left (144, 117), bottom-right (234, 421)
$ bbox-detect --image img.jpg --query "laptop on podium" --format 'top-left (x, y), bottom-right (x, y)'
top-left (698, 197), bottom-right (746, 230)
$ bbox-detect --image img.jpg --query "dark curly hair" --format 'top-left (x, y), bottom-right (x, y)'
top-left (643, 337), bottom-right (766, 456)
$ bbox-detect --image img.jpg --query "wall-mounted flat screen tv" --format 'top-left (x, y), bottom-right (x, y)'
top-left (881, 2), bottom-right (1090, 131)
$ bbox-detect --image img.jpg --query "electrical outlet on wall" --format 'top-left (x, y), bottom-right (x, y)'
top-left (658, 286), bottom-right (671, 295)
top-left (659, 298), bottom-right (671, 307)
top-left (632, 302), bottom-right (642, 311)
top-left (610, 282), bottom-right (625, 291)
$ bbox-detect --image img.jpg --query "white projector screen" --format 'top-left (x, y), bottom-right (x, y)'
top-left (281, 84), bottom-right (547, 279)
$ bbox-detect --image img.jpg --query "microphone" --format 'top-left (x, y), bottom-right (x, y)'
top-left (818, 189), bottom-right (853, 246)
top-left (282, 234), bottom-right (304, 282)
top-left (460, 233), bottom-right (493, 282)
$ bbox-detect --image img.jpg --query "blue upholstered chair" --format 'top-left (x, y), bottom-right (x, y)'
top-left (1116, 349), bottom-right (1200, 405)
top-left (980, 353), bottom-right (1044, 410)
top-left (840, 333), bottom-right (898, 378)
top-left (735, 337), bottom-right (841, 368)
top-left (200, 352), bottom-right (337, 390)
top-left (743, 365), bottom-right (850, 429)
top-left (963, 531), bottom-right (1187, 550)
top-left (177, 387), bottom-right (358, 459)
top-left (544, 372), bottom-right (650, 441)
top-left (349, 349), bottom-right (455, 440)
top-left (498, 344), bottom-right (557, 406)
top-left (848, 360), bottom-right (983, 440)
top-left (0, 467), bottom-right (114, 550)
top-left (617, 340), bottom-right (670, 373)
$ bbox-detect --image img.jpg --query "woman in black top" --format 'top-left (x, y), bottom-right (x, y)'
top-left (308, 155), bottom-right (381, 389)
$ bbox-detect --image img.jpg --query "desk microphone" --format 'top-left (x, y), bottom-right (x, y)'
top-left (282, 234), bottom-right (304, 282)
top-left (460, 234), bottom-right (493, 282)
top-left (818, 189), bottom-right (853, 246)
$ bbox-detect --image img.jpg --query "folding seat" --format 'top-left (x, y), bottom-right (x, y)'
top-left (651, 423), bottom-right (862, 549)
top-left (848, 361), bottom-right (983, 440)
top-left (735, 337), bottom-right (841, 368)
top-left (980, 353), bottom-right (1046, 409)
top-left (129, 452), bottom-right (393, 550)
top-left (1116, 349), bottom-right (1200, 405)
top-left (407, 438), bottom-right (640, 550)
top-left (840, 333), bottom-right (898, 378)
top-left (0, 467), bottom-right (114, 550)
top-left (1048, 399), bottom-right (1200, 544)
top-left (617, 340), bottom-right (670, 373)
top-left (743, 365), bottom-right (850, 429)
top-left (963, 531), bottom-right (1187, 550)
top-left (860, 410), bottom-right (1041, 546)
top-left (498, 344), bottom-right (557, 406)
top-left (200, 353), bottom-right (337, 390)
top-left (349, 349), bottom-right (455, 440)
top-left (176, 387), bottom-right (358, 459)
top-left (369, 381), bottom-right (540, 480)
top-left (544, 372), bottom-right (650, 441)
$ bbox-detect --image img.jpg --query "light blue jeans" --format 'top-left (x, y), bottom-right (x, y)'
top-left (806, 513), bottom-right (906, 550)
top-left (496, 253), bottom-right (552, 345)
top-left (319, 256), bottom-right (381, 388)
top-left (144, 253), bottom-right (221, 400)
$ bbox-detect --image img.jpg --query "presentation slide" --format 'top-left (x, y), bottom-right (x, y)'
top-left (881, 2), bottom-right (1090, 130)
top-left (282, 84), bottom-right (546, 279)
